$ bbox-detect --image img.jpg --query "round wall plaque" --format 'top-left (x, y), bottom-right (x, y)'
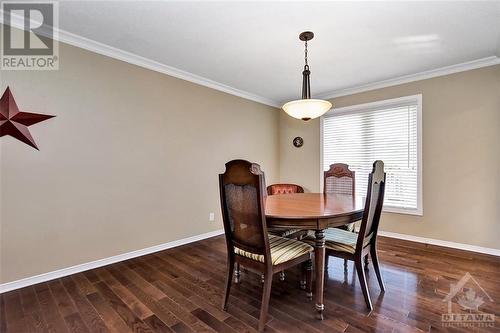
top-left (293, 136), bottom-right (304, 148)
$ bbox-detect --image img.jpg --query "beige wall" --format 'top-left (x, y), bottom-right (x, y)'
top-left (280, 65), bottom-right (500, 249)
top-left (1, 38), bottom-right (498, 285)
top-left (0, 42), bottom-right (280, 283)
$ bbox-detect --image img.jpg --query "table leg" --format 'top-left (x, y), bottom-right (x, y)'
top-left (314, 229), bottom-right (325, 320)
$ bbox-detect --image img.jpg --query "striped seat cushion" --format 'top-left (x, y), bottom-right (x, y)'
top-left (336, 223), bottom-right (355, 232)
top-left (234, 235), bottom-right (313, 265)
top-left (268, 228), bottom-right (303, 238)
top-left (304, 228), bottom-right (360, 254)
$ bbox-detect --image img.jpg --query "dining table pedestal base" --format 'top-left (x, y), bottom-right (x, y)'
top-left (314, 229), bottom-right (326, 320)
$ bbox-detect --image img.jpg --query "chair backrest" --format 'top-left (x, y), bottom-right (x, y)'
top-left (324, 163), bottom-right (355, 195)
top-left (267, 183), bottom-right (304, 196)
top-left (356, 160), bottom-right (386, 250)
top-left (219, 160), bottom-right (270, 260)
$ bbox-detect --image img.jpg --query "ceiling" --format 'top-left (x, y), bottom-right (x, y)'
top-left (57, 1), bottom-right (500, 106)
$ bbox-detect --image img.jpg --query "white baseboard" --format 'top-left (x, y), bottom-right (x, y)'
top-left (378, 231), bottom-right (500, 257)
top-left (2, 229), bottom-right (497, 293)
top-left (0, 229), bottom-right (224, 294)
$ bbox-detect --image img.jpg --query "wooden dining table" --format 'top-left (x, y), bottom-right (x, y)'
top-left (265, 193), bottom-right (365, 319)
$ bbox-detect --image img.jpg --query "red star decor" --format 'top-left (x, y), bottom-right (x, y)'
top-left (0, 87), bottom-right (55, 150)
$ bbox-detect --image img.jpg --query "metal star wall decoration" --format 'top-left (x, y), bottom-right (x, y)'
top-left (0, 86), bottom-right (55, 150)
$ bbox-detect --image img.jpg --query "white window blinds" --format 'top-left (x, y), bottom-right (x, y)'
top-left (322, 95), bottom-right (422, 215)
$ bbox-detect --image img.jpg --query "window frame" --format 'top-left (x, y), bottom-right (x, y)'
top-left (320, 94), bottom-right (423, 216)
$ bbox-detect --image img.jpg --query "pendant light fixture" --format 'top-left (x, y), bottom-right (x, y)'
top-left (282, 31), bottom-right (332, 121)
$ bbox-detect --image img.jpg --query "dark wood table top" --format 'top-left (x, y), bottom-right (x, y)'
top-left (265, 193), bottom-right (365, 220)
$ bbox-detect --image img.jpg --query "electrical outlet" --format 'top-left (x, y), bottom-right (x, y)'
top-left (209, 212), bottom-right (215, 222)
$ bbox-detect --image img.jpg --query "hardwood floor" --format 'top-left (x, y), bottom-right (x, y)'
top-left (1, 235), bottom-right (499, 332)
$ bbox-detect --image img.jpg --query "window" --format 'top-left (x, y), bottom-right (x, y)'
top-left (321, 95), bottom-right (422, 215)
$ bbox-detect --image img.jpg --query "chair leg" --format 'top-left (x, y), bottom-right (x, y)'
top-left (305, 259), bottom-right (313, 301)
top-left (258, 272), bottom-right (273, 332)
top-left (234, 262), bottom-right (241, 284)
top-left (370, 246), bottom-right (385, 292)
top-left (324, 257), bottom-right (330, 287)
top-left (355, 259), bottom-right (373, 311)
top-left (343, 259), bottom-right (348, 273)
top-left (343, 265), bottom-right (349, 284)
top-left (300, 262), bottom-right (306, 290)
top-left (222, 259), bottom-right (234, 311)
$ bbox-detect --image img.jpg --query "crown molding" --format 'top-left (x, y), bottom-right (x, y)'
top-left (3, 12), bottom-right (498, 107)
top-left (56, 29), bottom-right (281, 108)
top-left (316, 56), bottom-right (500, 100)
top-left (0, 14), bottom-right (280, 108)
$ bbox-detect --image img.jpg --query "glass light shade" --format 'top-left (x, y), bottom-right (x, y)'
top-left (282, 99), bottom-right (332, 121)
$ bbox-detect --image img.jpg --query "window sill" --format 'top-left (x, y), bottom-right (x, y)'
top-left (383, 206), bottom-right (423, 216)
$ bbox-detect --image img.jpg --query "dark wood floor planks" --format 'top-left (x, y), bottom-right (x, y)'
top-left (1, 235), bottom-right (499, 332)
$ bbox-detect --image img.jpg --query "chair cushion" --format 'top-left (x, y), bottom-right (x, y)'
top-left (268, 228), bottom-right (303, 238)
top-left (269, 184), bottom-right (302, 195)
top-left (336, 223), bottom-right (355, 232)
top-left (304, 228), bottom-right (359, 254)
top-left (234, 235), bottom-right (313, 265)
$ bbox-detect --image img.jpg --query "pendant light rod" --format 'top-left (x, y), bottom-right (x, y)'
top-left (302, 65), bottom-right (311, 99)
top-left (299, 31), bottom-right (314, 99)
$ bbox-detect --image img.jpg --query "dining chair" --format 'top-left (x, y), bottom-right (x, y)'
top-left (324, 163), bottom-right (356, 232)
top-left (324, 163), bottom-right (368, 269)
top-left (310, 160), bottom-right (386, 310)
top-left (219, 160), bottom-right (314, 331)
top-left (267, 183), bottom-right (304, 195)
top-left (266, 183), bottom-right (306, 239)
top-left (266, 183), bottom-right (307, 281)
